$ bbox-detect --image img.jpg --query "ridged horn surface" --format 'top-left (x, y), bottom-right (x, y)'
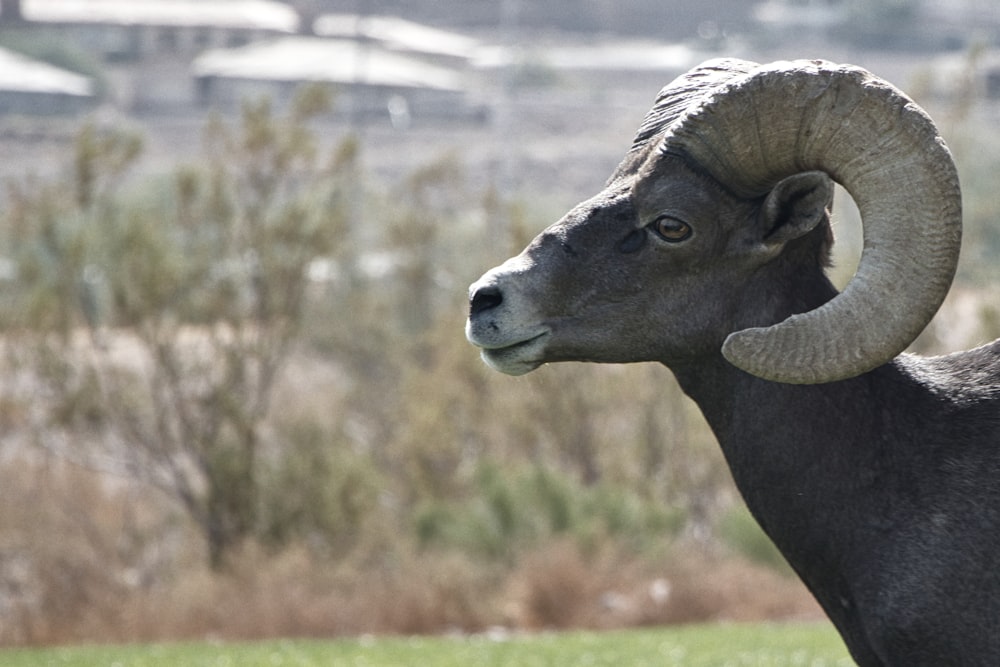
top-left (663, 59), bottom-right (962, 384)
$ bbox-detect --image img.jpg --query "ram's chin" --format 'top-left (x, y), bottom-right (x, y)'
top-left (478, 334), bottom-right (548, 376)
top-left (479, 350), bottom-right (541, 375)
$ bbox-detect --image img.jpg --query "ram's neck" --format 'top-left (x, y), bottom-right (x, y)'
top-left (670, 353), bottom-right (949, 627)
top-left (671, 357), bottom-right (878, 498)
top-left (671, 357), bottom-right (896, 573)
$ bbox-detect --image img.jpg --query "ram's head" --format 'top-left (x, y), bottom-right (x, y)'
top-left (466, 59), bottom-right (962, 384)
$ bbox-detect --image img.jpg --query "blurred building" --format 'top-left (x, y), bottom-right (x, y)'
top-left (0, 0), bottom-right (298, 113)
top-left (312, 14), bottom-right (480, 68)
top-left (193, 14), bottom-right (489, 124)
top-left (0, 45), bottom-right (94, 115)
top-left (6, 0), bottom-right (299, 61)
top-left (192, 35), bottom-right (480, 124)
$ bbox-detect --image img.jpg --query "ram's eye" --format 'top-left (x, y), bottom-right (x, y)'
top-left (652, 216), bottom-right (692, 242)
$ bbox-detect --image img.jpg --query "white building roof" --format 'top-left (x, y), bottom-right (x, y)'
top-left (313, 14), bottom-right (479, 61)
top-left (16, 0), bottom-right (299, 32)
top-left (192, 37), bottom-right (465, 91)
top-left (753, 0), bottom-right (846, 29)
top-left (0, 46), bottom-right (92, 96)
top-left (474, 40), bottom-right (700, 73)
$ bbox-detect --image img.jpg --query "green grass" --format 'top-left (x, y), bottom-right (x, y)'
top-left (1, 624), bottom-right (853, 667)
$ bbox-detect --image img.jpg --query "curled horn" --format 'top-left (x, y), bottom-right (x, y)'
top-left (663, 59), bottom-right (962, 384)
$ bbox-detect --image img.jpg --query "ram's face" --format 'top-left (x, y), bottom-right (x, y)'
top-left (465, 156), bottom-right (755, 375)
top-left (467, 59), bottom-right (962, 384)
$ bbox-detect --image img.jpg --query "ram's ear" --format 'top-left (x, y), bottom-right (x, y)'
top-left (759, 171), bottom-right (833, 245)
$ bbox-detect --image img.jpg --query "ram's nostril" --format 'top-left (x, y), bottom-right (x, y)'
top-left (470, 285), bottom-right (503, 316)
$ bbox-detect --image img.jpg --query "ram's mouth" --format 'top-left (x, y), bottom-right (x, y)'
top-left (477, 331), bottom-right (549, 376)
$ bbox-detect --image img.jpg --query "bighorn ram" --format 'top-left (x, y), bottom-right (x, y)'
top-left (465, 59), bottom-right (1000, 665)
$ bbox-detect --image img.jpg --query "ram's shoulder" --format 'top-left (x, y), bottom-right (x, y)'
top-left (898, 340), bottom-right (1000, 405)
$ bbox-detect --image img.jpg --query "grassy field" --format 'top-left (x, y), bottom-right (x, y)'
top-left (2, 624), bottom-right (853, 667)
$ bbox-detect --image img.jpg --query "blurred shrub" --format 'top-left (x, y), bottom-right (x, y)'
top-left (258, 416), bottom-right (385, 557)
top-left (414, 462), bottom-right (685, 560)
top-left (0, 86), bottom-right (354, 569)
top-left (951, 119), bottom-right (1000, 286)
top-left (0, 458), bottom-right (168, 645)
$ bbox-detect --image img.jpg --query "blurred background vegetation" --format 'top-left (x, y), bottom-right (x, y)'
top-left (0, 0), bottom-right (998, 648)
top-left (0, 83), bottom-right (815, 645)
top-left (1, 77), bottom-right (997, 645)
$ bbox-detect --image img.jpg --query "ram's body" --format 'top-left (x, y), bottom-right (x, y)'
top-left (676, 340), bottom-right (1000, 663)
top-left (465, 59), bottom-right (1000, 665)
